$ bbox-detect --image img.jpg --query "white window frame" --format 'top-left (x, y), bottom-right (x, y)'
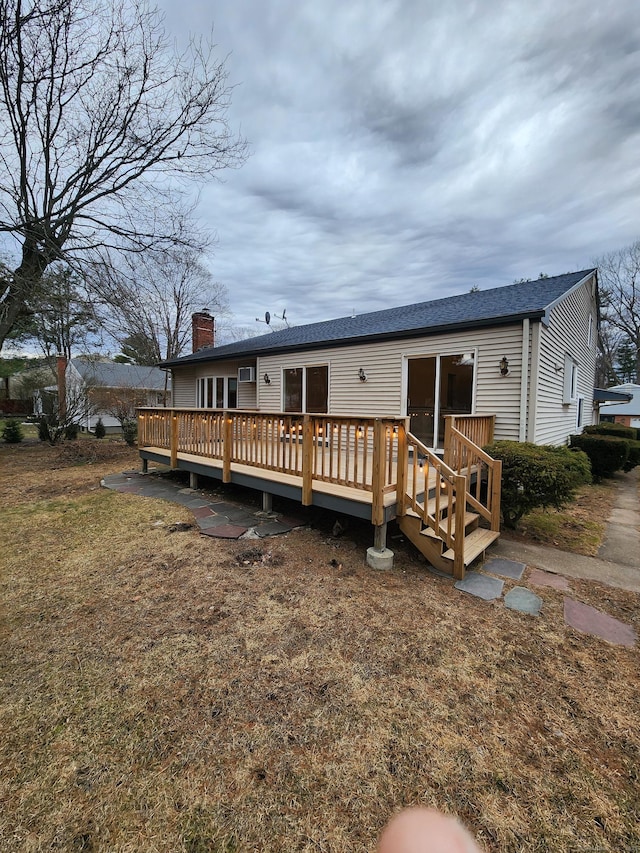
top-left (563, 354), bottom-right (578, 405)
top-left (196, 375), bottom-right (238, 409)
top-left (576, 396), bottom-right (585, 429)
top-left (281, 364), bottom-right (329, 413)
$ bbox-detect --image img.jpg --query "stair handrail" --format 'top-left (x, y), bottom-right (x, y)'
top-left (400, 433), bottom-right (467, 559)
top-left (443, 419), bottom-right (502, 532)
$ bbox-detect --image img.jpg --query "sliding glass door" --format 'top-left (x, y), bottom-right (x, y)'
top-left (407, 353), bottom-right (474, 448)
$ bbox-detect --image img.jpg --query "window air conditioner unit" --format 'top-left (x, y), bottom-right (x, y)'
top-left (238, 366), bottom-right (256, 383)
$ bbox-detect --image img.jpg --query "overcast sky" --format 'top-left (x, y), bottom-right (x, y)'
top-left (157, 0), bottom-right (640, 332)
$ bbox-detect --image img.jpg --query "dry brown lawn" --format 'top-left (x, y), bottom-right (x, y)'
top-left (1, 441), bottom-right (639, 852)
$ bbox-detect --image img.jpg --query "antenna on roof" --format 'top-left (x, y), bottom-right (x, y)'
top-left (255, 309), bottom-right (290, 331)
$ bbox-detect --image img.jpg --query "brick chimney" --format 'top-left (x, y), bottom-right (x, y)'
top-left (56, 355), bottom-right (67, 421)
top-left (192, 312), bottom-right (214, 352)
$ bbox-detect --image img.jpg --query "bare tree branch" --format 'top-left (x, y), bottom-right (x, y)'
top-left (0, 0), bottom-right (247, 349)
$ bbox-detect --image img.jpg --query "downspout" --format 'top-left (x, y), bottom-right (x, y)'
top-left (519, 320), bottom-right (529, 441)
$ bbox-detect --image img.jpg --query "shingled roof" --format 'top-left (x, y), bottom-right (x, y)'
top-left (71, 359), bottom-right (169, 390)
top-left (163, 269), bottom-right (596, 367)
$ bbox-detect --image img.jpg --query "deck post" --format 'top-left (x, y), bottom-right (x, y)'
top-left (223, 412), bottom-right (232, 483)
top-left (443, 416), bottom-right (453, 469)
top-left (373, 522), bottom-right (387, 551)
top-left (301, 415), bottom-right (313, 505)
top-left (170, 411), bottom-right (178, 470)
top-left (395, 420), bottom-right (409, 517)
top-left (367, 521), bottom-right (394, 570)
top-left (453, 472), bottom-right (466, 580)
top-left (262, 492), bottom-right (273, 512)
top-left (490, 458), bottom-right (502, 531)
top-left (371, 419), bottom-right (385, 527)
top-left (190, 472), bottom-right (198, 490)
top-left (141, 456), bottom-right (148, 474)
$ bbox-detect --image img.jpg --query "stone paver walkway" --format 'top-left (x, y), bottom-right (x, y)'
top-left (454, 554), bottom-right (636, 647)
top-left (102, 470), bottom-right (305, 540)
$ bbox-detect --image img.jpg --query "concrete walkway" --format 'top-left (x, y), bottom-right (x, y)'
top-left (492, 467), bottom-right (640, 593)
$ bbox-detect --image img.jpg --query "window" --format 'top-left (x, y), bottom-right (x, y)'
top-left (197, 376), bottom-right (238, 408)
top-left (283, 365), bottom-right (328, 413)
top-left (588, 315), bottom-right (593, 347)
top-left (576, 396), bottom-right (585, 429)
top-left (563, 354), bottom-right (578, 404)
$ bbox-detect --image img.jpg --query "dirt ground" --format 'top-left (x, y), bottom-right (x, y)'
top-left (1, 441), bottom-right (639, 852)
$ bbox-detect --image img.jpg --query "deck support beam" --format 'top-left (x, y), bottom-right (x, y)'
top-left (141, 457), bottom-right (148, 474)
top-left (190, 472), bottom-right (199, 490)
top-left (262, 491), bottom-right (272, 513)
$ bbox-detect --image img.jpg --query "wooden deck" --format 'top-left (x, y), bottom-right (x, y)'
top-left (137, 408), bottom-right (502, 577)
top-left (138, 445), bottom-right (428, 520)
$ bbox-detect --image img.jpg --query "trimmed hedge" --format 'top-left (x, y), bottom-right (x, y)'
top-left (569, 433), bottom-right (630, 479)
top-left (483, 440), bottom-right (592, 529)
top-left (584, 422), bottom-right (637, 440)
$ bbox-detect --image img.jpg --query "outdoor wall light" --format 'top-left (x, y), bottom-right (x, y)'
top-left (499, 356), bottom-right (510, 376)
top-left (263, 373), bottom-right (271, 384)
top-left (358, 367), bottom-right (368, 382)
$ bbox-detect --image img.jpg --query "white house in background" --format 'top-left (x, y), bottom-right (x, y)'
top-left (36, 358), bottom-right (171, 432)
top-left (600, 383), bottom-right (640, 429)
top-left (162, 269), bottom-right (600, 449)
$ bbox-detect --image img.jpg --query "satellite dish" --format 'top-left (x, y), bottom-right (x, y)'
top-left (265, 311), bottom-right (271, 325)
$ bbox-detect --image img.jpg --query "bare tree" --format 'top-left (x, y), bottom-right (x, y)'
top-left (597, 241), bottom-right (640, 383)
top-left (9, 263), bottom-right (99, 359)
top-left (0, 0), bottom-right (247, 350)
top-left (94, 247), bottom-right (230, 363)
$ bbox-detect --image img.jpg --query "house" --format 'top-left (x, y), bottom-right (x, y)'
top-left (40, 357), bottom-right (171, 433)
top-left (599, 383), bottom-right (640, 429)
top-left (163, 269), bottom-right (599, 447)
top-left (136, 270), bottom-right (599, 578)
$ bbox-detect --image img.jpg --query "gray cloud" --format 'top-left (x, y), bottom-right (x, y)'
top-left (158, 0), bottom-right (640, 328)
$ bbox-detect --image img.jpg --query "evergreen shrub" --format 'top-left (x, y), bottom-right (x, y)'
top-left (483, 440), bottom-right (592, 529)
top-left (94, 418), bottom-right (106, 439)
top-left (569, 434), bottom-right (630, 479)
top-left (64, 423), bottom-right (79, 440)
top-left (584, 422), bottom-right (636, 440)
top-left (2, 418), bottom-right (23, 443)
top-left (122, 419), bottom-right (137, 446)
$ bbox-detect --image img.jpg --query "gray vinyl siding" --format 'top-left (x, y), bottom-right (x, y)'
top-left (177, 360), bottom-right (258, 409)
top-left (170, 367), bottom-right (197, 407)
top-left (256, 324), bottom-right (525, 441)
top-left (533, 276), bottom-right (598, 445)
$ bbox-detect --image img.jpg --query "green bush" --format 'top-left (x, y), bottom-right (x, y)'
top-left (2, 418), bottom-right (24, 443)
top-left (625, 439), bottom-right (640, 472)
top-left (94, 417), bottom-right (106, 439)
top-left (64, 422), bottom-right (79, 440)
top-left (569, 433), bottom-right (630, 479)
top-left (122, 419), bottom-right (137, 446)
top-left (483, 440), bottom-right (591, 529)
top-left (584, 422), bottom-right (636, 440)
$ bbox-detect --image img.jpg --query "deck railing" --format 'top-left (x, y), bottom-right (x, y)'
top-left (137, 408), bottom-right (407, 525)
top-left (442, 415), bottom-right (501, 531)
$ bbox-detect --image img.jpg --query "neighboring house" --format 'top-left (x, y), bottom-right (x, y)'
top-left (599, 383), bottom-right (640, 429)
top-left (162, 269), bottom-right (600, 449)
top-left (37, 358), bottom-right (171, 432)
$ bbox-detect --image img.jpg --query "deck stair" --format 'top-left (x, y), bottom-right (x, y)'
top-left (397, 425), bottom-right (502, 579)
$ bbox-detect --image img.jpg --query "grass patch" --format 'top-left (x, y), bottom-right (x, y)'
top-left (506, 481), bottom-right (618, 555)
top-left (1, 443), bottom-right (639, 852)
